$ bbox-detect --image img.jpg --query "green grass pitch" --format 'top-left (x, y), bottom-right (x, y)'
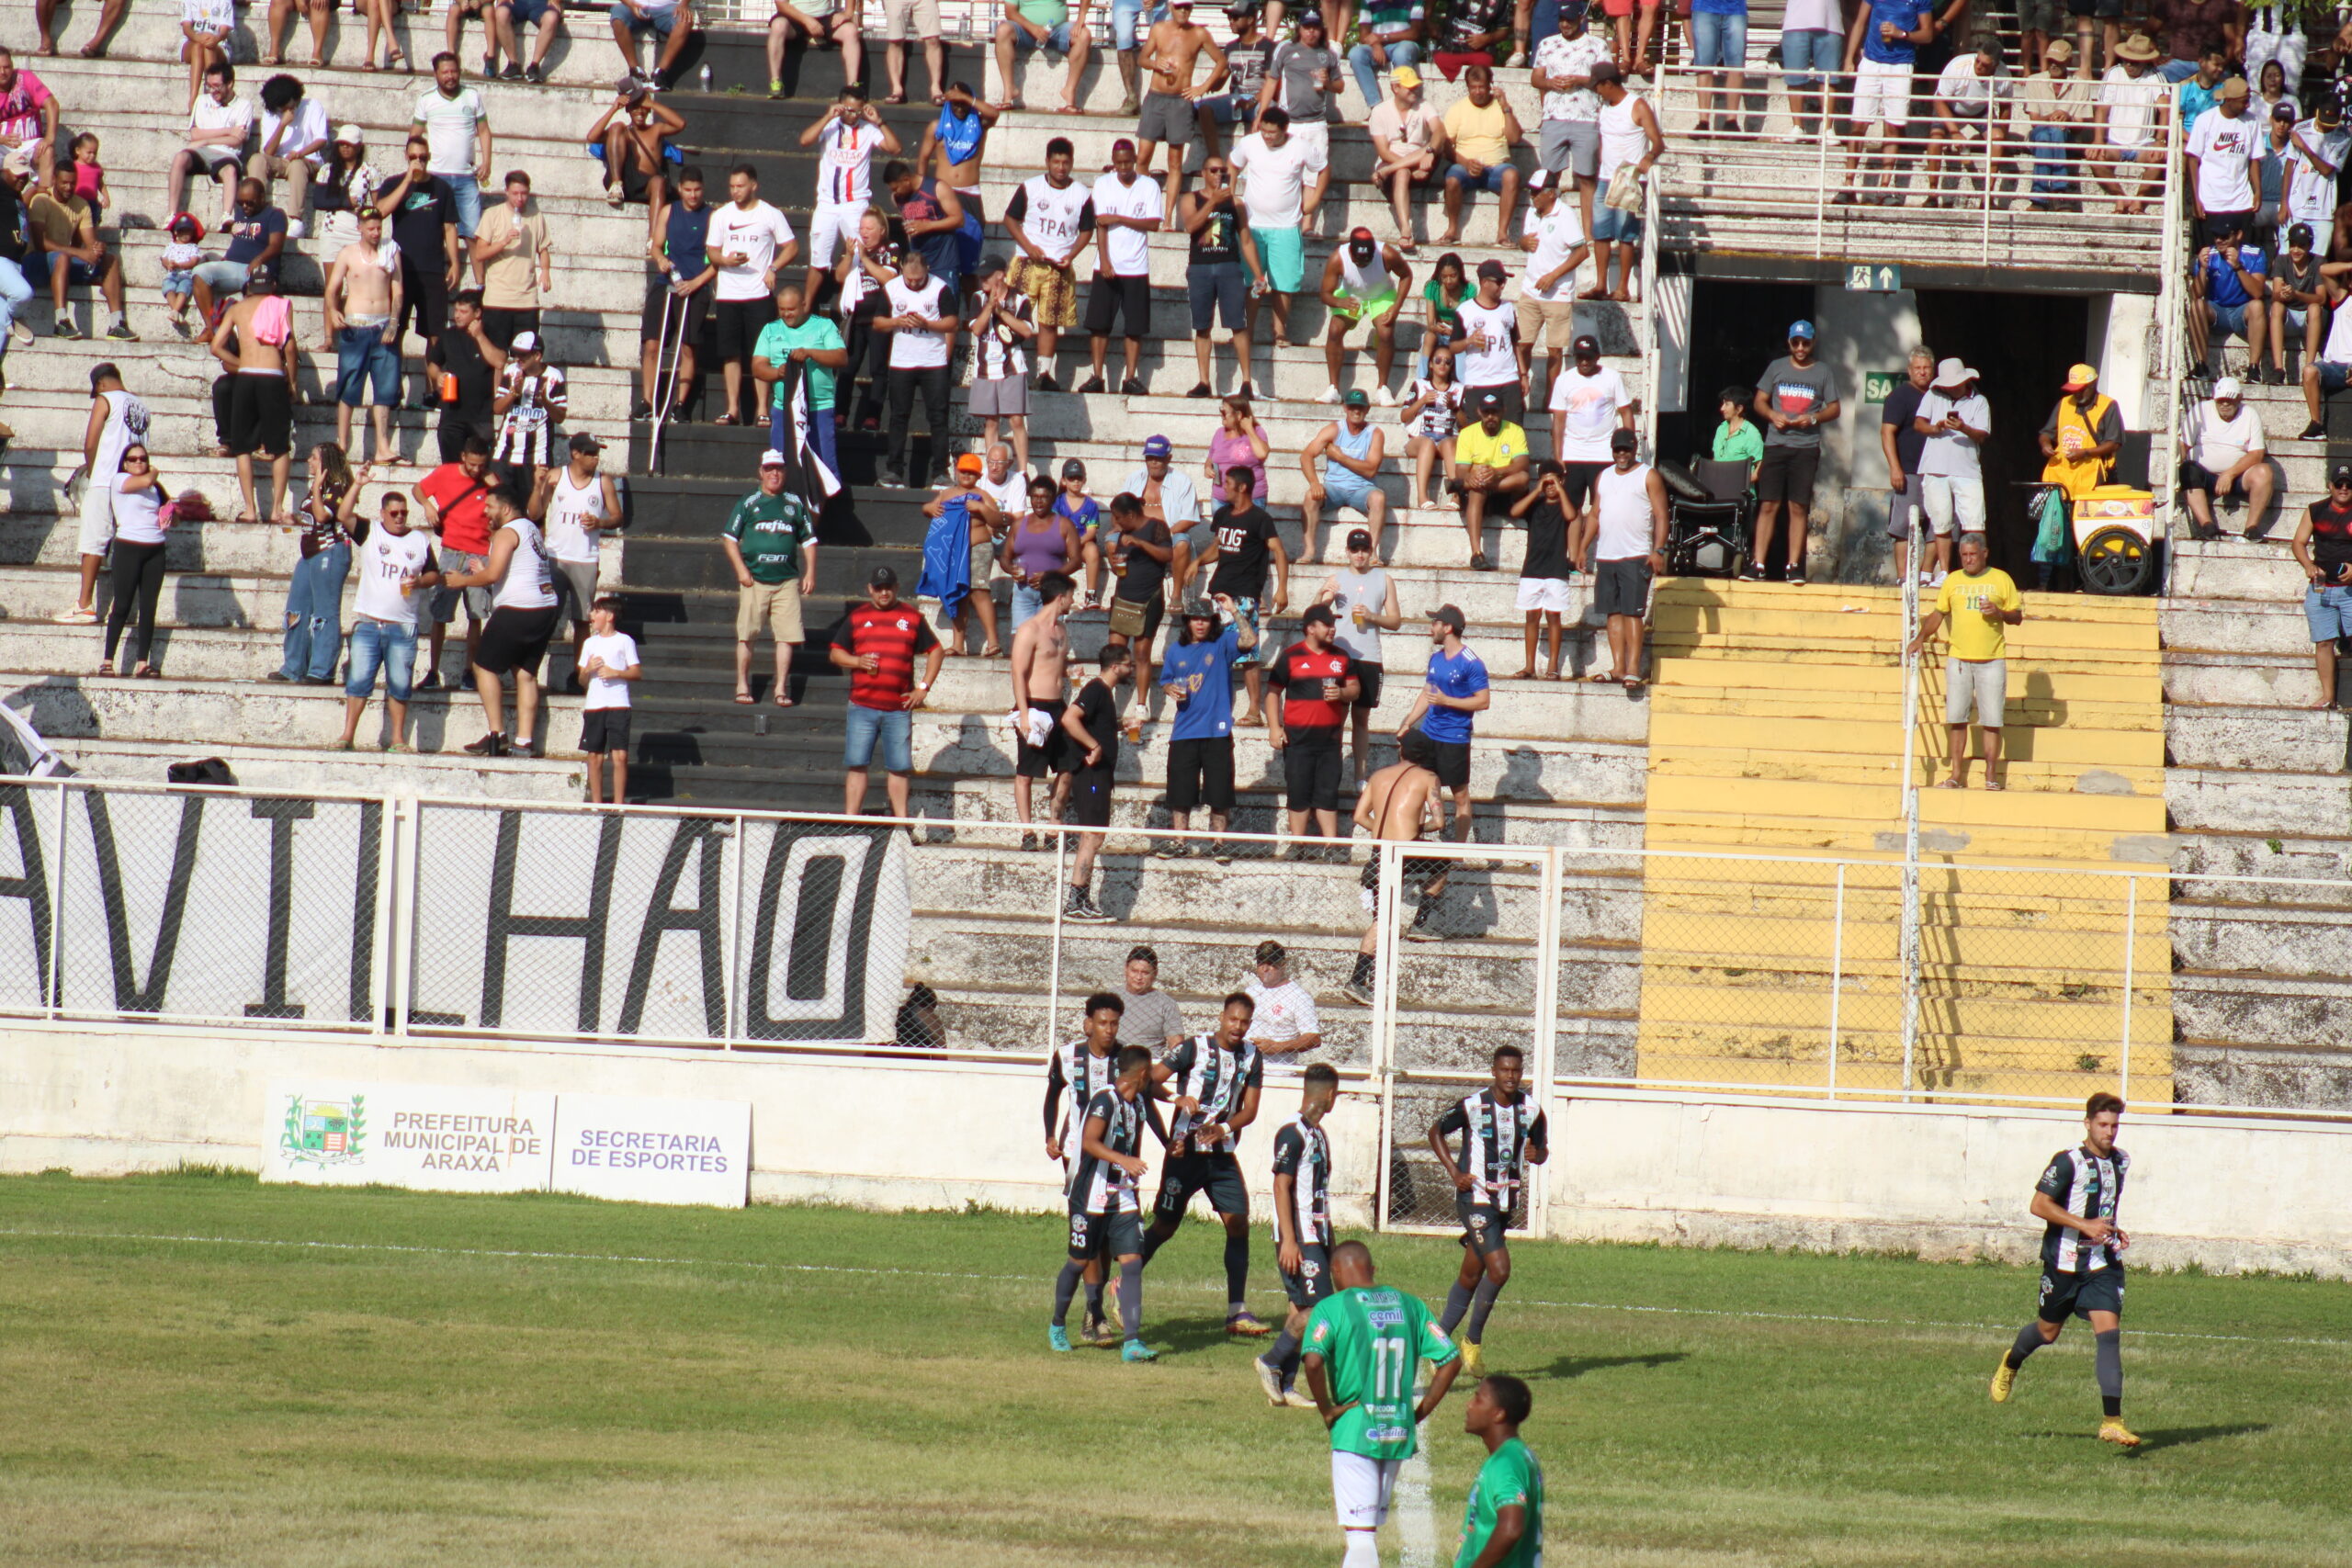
top-left (2, 1170), bottom-right (2348, 1567)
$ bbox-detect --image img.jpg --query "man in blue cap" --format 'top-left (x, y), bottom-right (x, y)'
top-left (1747, 320), bottom-right (1840, 585)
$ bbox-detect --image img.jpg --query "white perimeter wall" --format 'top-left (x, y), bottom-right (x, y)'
top-left (7, 1021), bottom-right (2351, 1278)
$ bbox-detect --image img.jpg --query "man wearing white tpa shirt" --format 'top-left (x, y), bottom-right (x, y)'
top-left (1080, 137), bottom-right (1164, 396)
top-left (1909, 358), bottom-right (1991, 584)
top-left (707, 163), bottom-right (800, 426)
top-left (2186, 77), bottom-right (2260, 242)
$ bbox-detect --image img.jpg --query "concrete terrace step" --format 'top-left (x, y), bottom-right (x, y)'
top-left (2162, 599), bottom-right (2309, 659)
top-left (2161, 651), bottom-right (2328, 709)
top-left (2165, 705), bottom-right (2352, 773)
top-left (6, 671), bottom-right (588, 753)
top-left (2170, 829), bottom-right (2352, 897)
top-left (1651, 709), bottom-right (2165, 760)
top-left (44, 732), bottom-right (587, 797)
top-left (2168, 765), bottom-right (2352, 839)
top-left (985, 56), bottom-right (1546, 123)
top-left (2166, 536), bottom-right (2308, 602)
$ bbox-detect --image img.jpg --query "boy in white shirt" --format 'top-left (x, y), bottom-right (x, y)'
top-left (579, 593), bottom-right (642, 803)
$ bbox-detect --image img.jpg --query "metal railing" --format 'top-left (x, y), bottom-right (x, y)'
top-left (1643, 61), bottom-right (2176, 273)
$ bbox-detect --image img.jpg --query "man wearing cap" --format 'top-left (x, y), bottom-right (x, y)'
top-left (1367, 65), bottom-right (1447, 246)
top-left (492, 328), bottom-right (568, 475)
top-left (1453, 391), bottom-right (1531, 570)
top-left (1397, 604), bottom-right (1488, 840)
top-left (724, 448), bottom-right (820, 706)
top-left (1520, 176), bottom-right (1593, 400)
top-left (1079, 138), bottom-right (1164, 396)
top-left (211, 262), bottom-right (300, 526)
top-left (831, 567), bottom-right (945, 822)
top-left (2178, 378), bottom-right (2274, 540)
top-left (1159, 592), bottom-right (1256, 856)
top-left (1903, 532), bottom-right (2022, 790)
top-left (925, 453), bottom-right (1007, 656)
top-left (2191, 215), bottom-right (2268, 378)
top-left (2019, 38), bottom-right (2088, 209)
top-left (1585, 60), bottom-right (1659, 302)
top-left (2187, 75), bottom-right (2259, 243)
top-left (1746, 320), bottom-right (1839, 584)
top-left (324, 202), bottom-right (405, 466)
top-left (1124, 433), bottom-right (1203, 570)
top-left (1440, 63), bottom-right (1523, 247)
top-left (1532, 4), bottom-right (1610, 236)
top-left (2090, 34), bottom-right (2166, 214)
top-left (1303, 389), bottom-right (1392, 564)
top-left (188, 175), bottom-right (287, 326)
top-left (1231, 107), bottom-right (1330, 347)
top-left (1266, 604), bottom-right (1361, 845)
top-left (1910, 359), bottom-right (1991, 583)
top-left (2039, 363), bottom-right (2122, 496)
top-left (1259, 11), bottom-right (1340, 170)
top-left (1315, 527), bottom-right (1399, 783)
top-left (1588, 428), bottom-right (1667, 688)
top-left (753, 281), bottom-right (849, 481)
top-left (1136, 0), bottom-right (1225, 197)
top-left (2268, 222), bottom-right (2327, 387)
top-left (1193, 5), bottom-right (1270, 160)
top-left (540, 431), bottom-right (623, 690)
top-left (1455, 256), bottom-right (1529, 428)
top-left (1317, 230), bottom-right (1412, 404)
top-left (1547, 332), bottom-right (1631, 522)
top-left (2291, 467), bottom-right (2352, 707)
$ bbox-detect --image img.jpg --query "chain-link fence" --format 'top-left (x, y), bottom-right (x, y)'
top-left (13, 776), bottom-right (2352, 1129)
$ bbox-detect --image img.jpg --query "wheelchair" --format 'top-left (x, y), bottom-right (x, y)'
top-left (1657, 458), bottom-right (1755, 578)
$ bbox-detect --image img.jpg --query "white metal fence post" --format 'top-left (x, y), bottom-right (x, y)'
top-left (725, 814), bottom-right (748, 1048)
top-left (46, 779), bottom-right (66, 1020)
top-left (1528, 847), bottom-right (1564, 1240)
top-left (1827, 862), bottom-right (1846, 1100)
top-left (370, 792), bottom-right (398, 1035)
top-left (2119, 875), bottom-right (2138, 1100)
top-left (1371, 841), bottom-right (1404, 1232)
top-left (1046, 828), bottom-right (1067, 1049)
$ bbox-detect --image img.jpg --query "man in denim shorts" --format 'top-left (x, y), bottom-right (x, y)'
top-left (831, 567), bottom-right (944, 819)
top-left (2291, 465), bottom-right (2352, 706)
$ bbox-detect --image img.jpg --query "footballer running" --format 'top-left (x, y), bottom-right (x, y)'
top-left (1050, 1044), bottom-right (1159, 1361)
top-left (1139, 993), bottom-right (1274, 1337)
top-left (1429, 1045), bottom-right (1550, 1376)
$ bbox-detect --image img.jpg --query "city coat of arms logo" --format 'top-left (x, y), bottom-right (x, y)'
top-left (281, 1093), bottom-right (367, 1167)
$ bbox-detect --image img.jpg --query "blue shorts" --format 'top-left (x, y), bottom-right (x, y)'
top-left (1780, 27), bottom-right (1839, 85)
top-left (1189, 259), bottom-right (1247, 333)
top-left (444, 173), bottom-right (483, 239)
top-left (47, 253), bottom-right (102, 287)
top-left (335, 324), bottom-right (401, 406)
top-left (1690, 9), bottom-right (1747, 68)
top-left (2308, 584), bottom-right (2352, 640)
top-left (2209, 301), bottom-right (2251, 336)
top-left (504, 0), bottom-right (554, 20)
top-left (1112, 0), bottom-right (1168, 51)
top-left (1446, 163), bottom-right (1512, 194)
top-left (845, 703), bottom-right (914, 772)
top-left (1224, 597), bottom-right (1265, 668)
top-left (1010, 19), bottom-right (1072, 51)
top-left (1201, 94), bottom-right (1256, 129)
top-left (611, 1), bottom-right (683, 35)
top-left (345, 616), bottom-right (418, 703)
top-left (1250, 225), bottom-right (1305, 294)
top-left (1323, 468), bottom-right (1378, 514)
top-left (1593, 203), bottom-right (1643, 243)
top-left (162, 271), bottom-right (195, 299)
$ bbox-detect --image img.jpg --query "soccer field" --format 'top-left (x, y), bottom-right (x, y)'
top-left (4, 1173), bottom-right (2349, 1568)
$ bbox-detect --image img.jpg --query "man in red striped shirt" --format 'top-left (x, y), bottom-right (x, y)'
top-left (1265, 604), bottom-right (1360, 847)
top-left (830, 566), bottom-right (944, 819)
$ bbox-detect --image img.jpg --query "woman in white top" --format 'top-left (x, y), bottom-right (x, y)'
top-left (99, 445), bottom-right (169, 678)
top-left (1399, 344), bottom-right (1465, 510)
top-left (438, 479), bottom-right (560, 758)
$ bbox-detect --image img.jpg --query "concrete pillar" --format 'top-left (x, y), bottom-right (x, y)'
top-left (1804, 285), bottom-right (1925, 582)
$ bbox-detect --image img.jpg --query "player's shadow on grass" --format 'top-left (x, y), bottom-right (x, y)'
top-left (1543, 1351), bottom-right (1690, 1381)
top-left (2026, 1423), bottom-right (2268, 1454)
top-left (1159, 1315), bottom-right (1256, 1355)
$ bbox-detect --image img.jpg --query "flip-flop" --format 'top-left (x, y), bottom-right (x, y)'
top-left (773, 695), bottom-right (796, 708)
top-left (1984, 781), bottom-right (2006, 791)
top-left (1933, 778), bottom-right (1962, 789)
top-left (733, 692), bottom-right (755, 705)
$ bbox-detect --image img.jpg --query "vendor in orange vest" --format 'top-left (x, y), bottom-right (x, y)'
top-left (2038, 362), bottom-right (2124, 499)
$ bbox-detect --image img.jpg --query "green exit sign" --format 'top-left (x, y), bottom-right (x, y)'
top-left (1862, 371), bottom-right (1898, 404)
top-left (1846, 263), bottom-right (1903, 291)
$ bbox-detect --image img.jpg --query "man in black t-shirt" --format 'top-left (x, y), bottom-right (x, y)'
top-left (427, 290), bottom-right (507, 465)
top-left (379, 136), bottom-right (462, 391)
top-left (1058, 643), bottom-right (1134, 924)
top-left (2291, 464), bottom-right (2352, 708)
top-left (1881, 347), bottom-right (1935, 583)
top-left (1265, 604), bottom-right (1359, 843)
top-left (1103, 491), bottom-right (1173, 695)
top-left (1507, 462), bottom-right (1575, 680)
top-left (1201, 469), bottom-right (1291, 728)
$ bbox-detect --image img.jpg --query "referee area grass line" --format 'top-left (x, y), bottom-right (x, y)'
top-left (5, 1224), bottom-right (2345, 1350)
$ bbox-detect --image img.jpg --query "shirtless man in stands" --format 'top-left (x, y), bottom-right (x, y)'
top-left (323, 205), bottom-right (405, 463)
top-left (1136, 1), bottom-right (1227, 198)
top-left (1009, 568), bottom-right (1078, 847)
top-left (1342, 736), bottom-right (1449, 1004)
top-left (920, 82), bottom-right (1003, 250)
top-left (212, 263), bottom-right (301, 525)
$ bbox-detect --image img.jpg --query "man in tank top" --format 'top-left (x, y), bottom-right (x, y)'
top-left (1587, 428), bottom-right (1667, 692)
top-left (439, 477), bottom-right (560, 759)
top-left (538, 432), bottom-right (624, 693)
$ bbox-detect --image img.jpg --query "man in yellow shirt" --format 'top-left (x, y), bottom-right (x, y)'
top-left (1451, 389), bottom-right (1529, 570)
top-left (1904, 532), bottom-right (2023, 790)
top-left (1439, 63), bottom-right (1522, 245)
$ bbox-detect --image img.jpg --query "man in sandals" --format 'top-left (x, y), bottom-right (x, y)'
top-left (721, 448), bottom-right (820, 707)
top-left (1904, 531), bottom-right (2021, 791)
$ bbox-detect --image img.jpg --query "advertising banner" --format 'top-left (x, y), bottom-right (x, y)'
top-left (261, 1078), bottom-right (555, 1194)
top-left (551, 1092), bottom-right (752, 1208)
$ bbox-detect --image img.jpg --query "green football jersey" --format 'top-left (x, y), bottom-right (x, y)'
top-left (1454, 1438), bottom-right (1543, 1568)
top-left (1304, 1284), bottom-right (1458, 1461)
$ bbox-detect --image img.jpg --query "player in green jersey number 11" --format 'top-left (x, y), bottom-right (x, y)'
top-left (1302, 1239), bottom-right (1465, 1568)
top-left (1454, 1373), bottom-right (1544, 1568)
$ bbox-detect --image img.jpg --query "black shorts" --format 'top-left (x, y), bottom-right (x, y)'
top-left (581, 707), bottom-right (632, 755)
top-left (479, 306), bottom-right (540, 354)
top-left (641, 276), bottom-right (715, 344)
top-left (1410, 734), bottom-right (1471, 791)
top-left (1283, 726), bottom-right (1345, 812)
top-left (1084, 272), bottom-right (1153, 339)
top-left (1559, 459), bottom-right (1609, 509)
top-left (226, 373), bottom-right (293, 457)
top-left (1110, 594), bottom-right (1165, 655)
top-left (1594, 556), bottom-right (1653, 619)
top-left (2037, 1263), bottom-right (2124, 1323)
top-left (1070, 766), bottom-right (1115, 828)
top-left (2064, 0), bottom-right (2120, 14)
top-left (1464, 381), bottom-right (1525, 425)
top-left (1458, 1193), bottom-right (1512, 1258)
top-left (1069, 1205), bottom-right (1144, 1261)
top-left (1016, 699), bottom-right (1077, 779)
top-left (1154, 1150), bottom-right (1249, 1221)
top-left (474, 604), bottom-right (561, 676)
top-left (1282, 1243), bottom-right (1333, 1309)
top-left (1755, 444), bottom-right (1821, 505)
top-left (1167, 734), bottom-right (1236, 814)
top-left (714, 296), bottom-right (768, 360)
top-left (1352, 662), bottom-right (1384, 710)
top-left (2177, 458), bottom-right (2221, 496)
top-left (1189, 260), bottom-right (1248, 334)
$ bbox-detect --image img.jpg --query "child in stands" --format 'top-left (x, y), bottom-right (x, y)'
top-left (160, 214), bottom-right (206, 334)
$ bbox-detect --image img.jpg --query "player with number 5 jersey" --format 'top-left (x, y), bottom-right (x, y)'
top-left (1304, 1240), bottom-right (1464, 1568)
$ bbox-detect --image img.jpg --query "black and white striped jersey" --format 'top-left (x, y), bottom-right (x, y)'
top-left (1269, 1114), bottom-right (1333, 1249)
top-left (1069, 1089), bottom-right (1145, 1216)
top-left (1161, 1033), bottom-right (1264, 1155)
top-left (2036, 1144), bottom-right (2129, 1272)
top-left (1045, 1039), bottom-right (1123, 1154)
top-left (1435, 1089), bottom-right (1547, 1204)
